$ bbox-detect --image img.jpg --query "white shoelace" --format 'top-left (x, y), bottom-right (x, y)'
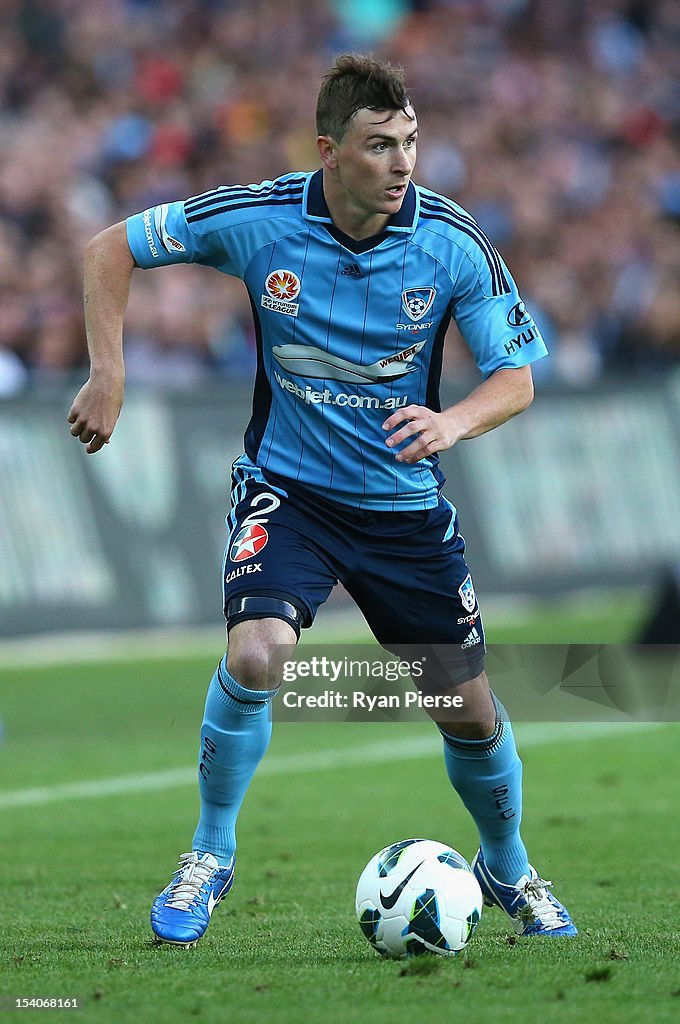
top-left (165, 853), bottom-right (217, 912)
top-left (519, 876), bottom-right (565, 929)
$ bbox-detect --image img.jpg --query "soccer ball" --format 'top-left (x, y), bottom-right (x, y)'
top-left (355, 839), bottom-right (483, 959)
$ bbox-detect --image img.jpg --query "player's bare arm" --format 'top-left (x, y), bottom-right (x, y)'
top-left (382, 364), bottom-right (534, 464)
top-left (67, 221), bottom-right (135, 454)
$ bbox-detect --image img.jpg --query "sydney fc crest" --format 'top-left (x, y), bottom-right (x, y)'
top-left (458, 574), bottom-right (477, 613)
top-left (401, 287), bottom-right (436, 322)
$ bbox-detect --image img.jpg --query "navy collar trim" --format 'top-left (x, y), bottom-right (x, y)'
top-left (303, 169), bottom-right (418, 234)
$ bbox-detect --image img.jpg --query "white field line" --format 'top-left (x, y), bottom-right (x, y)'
top-left (0, 613), bottom-right (368, 668)
top-left (0, 721), bottom-right (665, 811)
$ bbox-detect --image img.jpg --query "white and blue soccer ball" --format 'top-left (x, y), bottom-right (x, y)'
top-left (355, 839), bottom-right (483, 959)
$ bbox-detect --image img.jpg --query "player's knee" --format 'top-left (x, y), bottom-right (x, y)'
top-left (225, 608), bottom-right (300, 689)
top-left (441, 718), bottom-right (496, 740)
top-left (429, 669), bottom-right (496, 738)
top-left (226, 647), bottom-right (280, 690)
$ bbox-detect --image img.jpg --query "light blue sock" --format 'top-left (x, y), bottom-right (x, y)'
top-left (192, 655), bottom-right (278, 864)
top-left (440, 696), bottom-right (530, 885)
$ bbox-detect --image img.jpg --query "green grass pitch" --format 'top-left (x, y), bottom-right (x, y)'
top-left (0, 599), bottom-right (678, 1023)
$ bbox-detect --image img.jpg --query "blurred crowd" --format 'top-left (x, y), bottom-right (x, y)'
top-left (0, 0), bottom-right (679, 395)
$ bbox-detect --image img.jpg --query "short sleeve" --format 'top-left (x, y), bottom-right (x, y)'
top-left (126, 201), bottom-right (235, 271)
top-left (452, 249), bottom-right (548, 377)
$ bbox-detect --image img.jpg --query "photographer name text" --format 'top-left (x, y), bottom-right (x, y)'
top-left (281, 690), bottom-right (463, 711)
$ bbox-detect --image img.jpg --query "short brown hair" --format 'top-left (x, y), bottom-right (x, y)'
top-left (316, 53), bottom-right (411, 141)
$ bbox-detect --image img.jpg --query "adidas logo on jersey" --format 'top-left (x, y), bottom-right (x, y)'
top-left (341, 263), bottom-right (363, 278)
top-left (462, 626), bottom-right (481, 649)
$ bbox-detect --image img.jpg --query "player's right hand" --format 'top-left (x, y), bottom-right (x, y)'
top-left (67, 375), bottom-right (124, 454)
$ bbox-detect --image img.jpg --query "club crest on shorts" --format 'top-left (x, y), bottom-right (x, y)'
top-left (458, 574), bottom-right (476, 613)
top-left (401, 287), bottom-right (436, 322)
top-left (230, 524), bottom-right (269, 562)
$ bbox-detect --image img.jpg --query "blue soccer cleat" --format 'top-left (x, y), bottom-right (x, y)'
top-left (472, 848), bottom-right (577, 937)
top-left (151, 851), bottom-right (235, 947)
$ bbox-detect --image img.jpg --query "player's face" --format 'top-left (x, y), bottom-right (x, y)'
top-left (325, 106), bottom-right (418, 226)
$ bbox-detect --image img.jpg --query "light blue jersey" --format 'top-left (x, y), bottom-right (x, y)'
top-left (126, 171), bottom-right (547, 510)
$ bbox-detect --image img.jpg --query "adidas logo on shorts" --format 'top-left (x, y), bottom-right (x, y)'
top-left (462, 626), bottom-right (481, 649)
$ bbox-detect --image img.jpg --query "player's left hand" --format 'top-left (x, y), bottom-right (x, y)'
top-left (382, 405), bottom-right (459, 464)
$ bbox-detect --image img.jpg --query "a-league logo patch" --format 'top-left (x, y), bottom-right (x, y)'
top-left (458, 574), bottom-right (476, 613)
top-left (261, 269), bottom-right (301, 317)
top-left (230, 524), bottom-right (269, 562)
top-left (265, 269), bottom-right (301, 301)
top-left (401, 287), bottom-right (436, 322)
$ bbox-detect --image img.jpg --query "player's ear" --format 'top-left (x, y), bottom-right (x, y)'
top-left (317, 135), bottom-right (338, 170)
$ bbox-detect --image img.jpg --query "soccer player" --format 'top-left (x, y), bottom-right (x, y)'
top-left (68, 54), bottom-right (576, 945)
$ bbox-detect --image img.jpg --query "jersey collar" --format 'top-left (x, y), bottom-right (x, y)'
top-left (302, 169), bottom-right (418, 234)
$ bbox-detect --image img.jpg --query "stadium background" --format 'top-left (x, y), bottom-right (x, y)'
top-left (1, 0), bottom-right (679, 638)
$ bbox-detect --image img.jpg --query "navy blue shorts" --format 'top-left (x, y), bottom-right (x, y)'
top-left (222, 464), bottom-right (485, 685)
